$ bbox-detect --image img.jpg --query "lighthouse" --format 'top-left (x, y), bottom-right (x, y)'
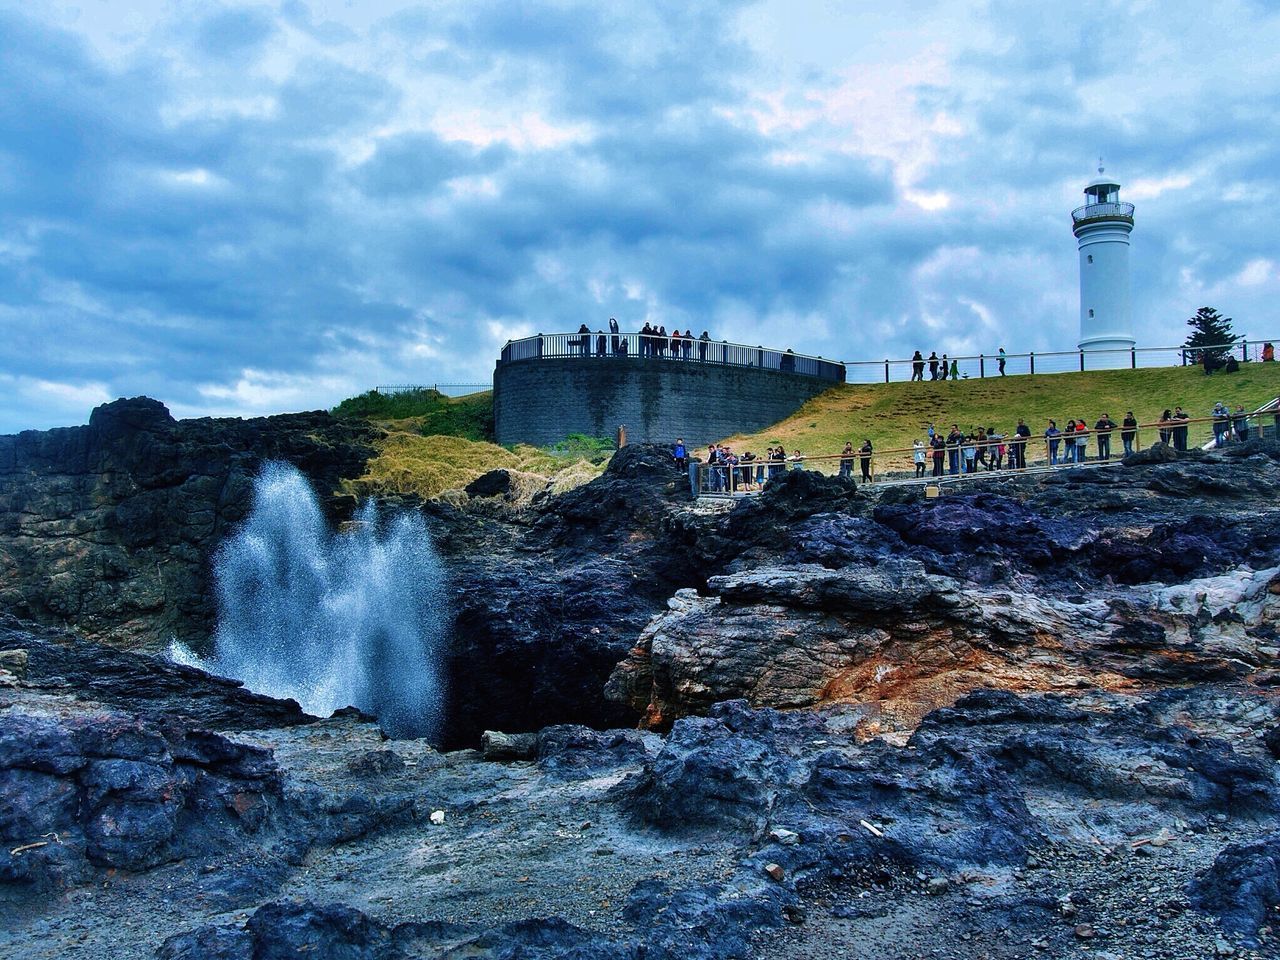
top-left (1072, 163), bottom-right (1135, 360)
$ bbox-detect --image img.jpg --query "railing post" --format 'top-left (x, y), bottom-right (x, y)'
top-left (1242, 338), bottom-right (1249, 361)
top-left (1030, 352), bottom-right (1035, 375)
top-left (1131, 347), bottom-right (1136, 369)
top-left (979, 354), bottom-right (985, 378)
top-left (1079, 350), bottom-right (1085, 372)
top-left (884, 360), bottom-right (889, 383)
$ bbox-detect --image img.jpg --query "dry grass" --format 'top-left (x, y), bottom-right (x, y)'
top-left (722, 363), bottom-right (1280, 472)
top-left (341, 431), bottom-right (604, 502)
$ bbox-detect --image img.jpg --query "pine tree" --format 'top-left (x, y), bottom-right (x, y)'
top-left (1183, 307), bottom-right (1237, 365)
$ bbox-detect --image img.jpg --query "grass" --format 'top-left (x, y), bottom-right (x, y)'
top-left (722, 363), bottom-right (1280, 471)
top-left (332, 388), bottom-right (494, 441)
top-left (340, 430), bottom-right (604, 502)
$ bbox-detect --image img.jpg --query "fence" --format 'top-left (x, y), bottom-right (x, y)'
top-left (375, 383), bottom-right (491, 397)
top-left (691, 410), bottom-right (1280, 497)
top-left (496, 332), bottom-right (847, 382)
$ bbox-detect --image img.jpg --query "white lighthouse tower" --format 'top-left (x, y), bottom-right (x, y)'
top-left (1073, 162), bottom-right (1135, 361)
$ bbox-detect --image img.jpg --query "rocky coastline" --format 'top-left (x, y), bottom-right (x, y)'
top-left (2, 399), bottom-right (1280, 958)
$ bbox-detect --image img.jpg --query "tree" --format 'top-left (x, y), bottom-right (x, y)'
top-left (1183, 307), bottom-right (1237, 365)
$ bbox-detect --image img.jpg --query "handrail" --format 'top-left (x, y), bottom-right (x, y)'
top-left (496, 331), bottom-right (847, 382)
top-left (691, 411), bottom-right (1275, 496)
top-left (1072, 201), bottom-right (1136, 223)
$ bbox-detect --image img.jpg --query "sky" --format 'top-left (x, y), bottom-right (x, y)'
top-left (2, 0), bottom-right (1278, 431)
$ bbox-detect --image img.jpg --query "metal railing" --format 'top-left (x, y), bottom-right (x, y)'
top-left (691, 410), bottom-right (1280, 497)
top-left (1072, 201), bottom-right (1136, 224)
top-left (375, 383), bottom-right (491, 397)
top-left (496, 332), bottom-right (847, 382)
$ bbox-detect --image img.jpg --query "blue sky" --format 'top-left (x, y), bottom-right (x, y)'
top-left (2, 0), bottom-right (1278, 431)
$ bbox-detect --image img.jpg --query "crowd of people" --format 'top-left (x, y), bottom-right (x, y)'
top-left (571, 320), bottom-right (717, 360)
top-left (909, 347), bottom-right (1008, 382)
top-left (681, 399), bottom-right (1271, 492)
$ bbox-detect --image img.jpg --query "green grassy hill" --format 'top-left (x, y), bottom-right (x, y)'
top-left (723, 363), bottom-right (1280, 470)
top-left (332, 387), bottom-right (494, 441)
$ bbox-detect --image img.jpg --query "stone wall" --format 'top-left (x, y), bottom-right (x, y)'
top-left (493, 357), bottom-right (839, 447)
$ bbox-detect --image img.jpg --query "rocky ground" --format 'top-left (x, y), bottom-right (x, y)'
top-left (2, 403), bottom-right (1280, 957)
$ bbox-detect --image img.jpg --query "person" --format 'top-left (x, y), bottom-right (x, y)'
top-left (1094, 412), bottom-right (1116, 460)
top-left (780, 349), bottom-right (796, 373)
top-left (576, 323), bottom-right (592, 356)
top-left (609, 317), bottom-right (620, 355)
top-left (640, 322), bottom-right (654, 357)
top-left (839, 441), bottom-right (855, 478)
top-left (1062, 419), bottom-right (1076, 461)
top-left (1225, 355), bottom-right (1240, 373)
top-left (1203, 350), bottom-right (1219, 376)
top-left (913, 438), bottom-right (926, 478)
top-left (704, 444), bottom-right (720, 492)
top-left (683, 330), bottom-right (693, 359)
top-left (1172, 406), bottom-right (1190, 451)
top-left (998, 347), bottom-right (1007, 376)
top-left (1234, 405), bottom-right (1250, 442)
top-left (1014, 419), bottom-right (1031, 468)
top-left (1212, 401), bottom-right (1230, 447)
top-left (930, 433), bottom-right (946, 477)
top-left (859, 439), bottom-right (873, 482)
top-left (1121, 411), bottom-right (1138, 456)
top-left (1045, 420), bottom-right (1062, 465)
top-left (928, 351), bottom-right (939, 381)
top-left (1263, 342), bottom-right (1275, 362)
top-left (740, 450), bottom-right (757, 490)
top-left (1073, 419), bottom-right (1090, 463)
top-left (673, 438), bottom-right (688, 472)
top-left (770, 445), bottom-right (787, 480)
top-left (983, 426), bottom-right (1002, 470)
top-left (656, 325), bottom-right (668, 358)
top-left (949, 357), bottom-right (959, 380)
top-left (911, 350), bottom-right (925, 381)
top-left (596, 330), bottom-right (607, 356)
top-left (699, 330), bottom-right (710, 362)
top-left (670, 329), bottom-right (681, 358)
top-left (1158, 409), bottom-right (1172, 445)
top-left (946, 423), bottom-right (963, 475)
top-left (939, 354), bottom-right (950, 381)
top-left (974, 426), bottom-right (988, 470)
top-left (788, 449), bottom-right (804, 471)
top-left (962, 433), bottom-right (977, 473)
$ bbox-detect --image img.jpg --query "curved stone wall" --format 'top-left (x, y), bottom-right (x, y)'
top-left (493, 357), bottom-right (838, 447)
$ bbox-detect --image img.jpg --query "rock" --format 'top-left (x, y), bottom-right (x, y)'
top-left (768, 828), bottom-right (800, 846)
top-left (345, 751), bottom-right (406, 777)
top-left (481, 730), bottom-right (538, 761)
top-left (926, 877), bottom-right (950, 895)
top-left (429, 810), bottom-right (446, 825)
top-left (1075, 923), bottom-right (1097, 939)
top-left (1188, 832), bottom-right (1280, 940)
top-left (0, 649), bottom-right (27, 679)
top-left (764, 863), bottom-right (785, 882)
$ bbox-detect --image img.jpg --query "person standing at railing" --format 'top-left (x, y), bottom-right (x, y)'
top-left (961, 434), bottom-right (977, 474)
top-left (1233, 406), bottom-right (1250, 442)
top-left (683, 331), bottom-right (693, 359)
top-left (596, 330), bottom-right (607, 357)
top-left (913, 439), bottom-right (926, 478)
top-left (1212, 402), bottom-right (1230, 447)
top-left (974, 427), bottom-right (989, 469)
top-left (929, 434), bottom-right (945, 477)
top-left (911, 350), bottom-right (925, 381)
top-left (1172, 407), bottom-right (1190, 451)
top-left (699, 331), bottom-right (710, 361)
top-left (670, 329), bottom-right (681, 357)
top-left (987, 427), bottom-right (1005, 470)
top-left (657, 326), bottom-right (668, 358)
top-left (859, 439), bottom-right (873, 482)
top-left (928, 351), bottom-right (939, 380)
top-left (1045, 420), bottom-right (1062, 465)
top-left (998, 347), bottom-right (1007, 376)
top-left (1094, 413), bottom-right (1117, 460)
top-left (839, 442), bottom-right (855, 478)
top-left (1014, 419), bottom-right (1031, 468)
top-left (609, 317), bottom-right (620, 354)
top-left (577, 323), bottom-right (592, 356)
top-left (1073, 420), bottom-right (1090, 462)
top-left (1062, 420), bottom-right (1076, 460)
top-left (640, 322), bottom-right (653, 357)
top-left (945, 424), bottom-right (963, 475)
top-left (1121, 412), bottom-right (1138, 456)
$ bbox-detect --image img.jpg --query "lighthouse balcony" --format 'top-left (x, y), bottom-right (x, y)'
top-left (1071, 201), bottom-right (1135, 226)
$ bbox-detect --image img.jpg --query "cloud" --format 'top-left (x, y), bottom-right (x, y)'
top-left (2, 1), bottom-right (1279, 433)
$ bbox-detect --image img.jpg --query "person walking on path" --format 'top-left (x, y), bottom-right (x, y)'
top-left (859, 439), bottom-right (874, 482)
top-left (1121, 411), bottom-right (1138, 456)
top-left (911, 350), bottom-right (925, 381)
top-left (928, 351), bottom-right (939, 380)
top-left (1014, 419), bottom-right (1031, 468)
top-left (839, 442), bottom-right (855, 478)
top-left (913, 439), bottom-right (927, 478)
top-left (939, 354), bottom-right (950, 381)
top-left (949, 357), bottom-right (959, 380)
top-left (1094, 413), bottom-right (1117, 460)
top-left (998, 347), bottom-right (1007, 376)
top-left (1045, 420), bottom-right (1061, 465)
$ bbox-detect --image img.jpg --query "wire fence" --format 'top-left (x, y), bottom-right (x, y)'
top-left (690, 409), bottom-right (1280, 497)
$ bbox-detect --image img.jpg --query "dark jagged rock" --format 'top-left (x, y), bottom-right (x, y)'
top-left (465, 469), bottom-right (513, 498)
top-left (1188, 832), bottom-right (1280, 941)
top-left (0, 397), bottom-right (377, 651)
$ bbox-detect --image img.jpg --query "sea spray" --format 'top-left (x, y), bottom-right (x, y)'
top-left (171, 461), bottom-right (447, 739)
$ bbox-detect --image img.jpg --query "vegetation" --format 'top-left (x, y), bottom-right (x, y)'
top-left (1183, 307), bottom-right (1238, 366)
top-left (332, 388), bottom-right (493, 441)
top-left (722, 362), bottom-right (1280, 471)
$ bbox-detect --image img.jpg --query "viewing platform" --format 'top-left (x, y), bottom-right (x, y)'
top-left (1071, 201), bottom-right (1135, 226)
top-left (497, 331), bottom-right (847, 384)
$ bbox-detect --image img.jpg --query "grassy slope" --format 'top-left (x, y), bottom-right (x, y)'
top-left (332, 388), bottom-right (494, 441)
top-left (723, 363), bottom-right (1280, 470)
